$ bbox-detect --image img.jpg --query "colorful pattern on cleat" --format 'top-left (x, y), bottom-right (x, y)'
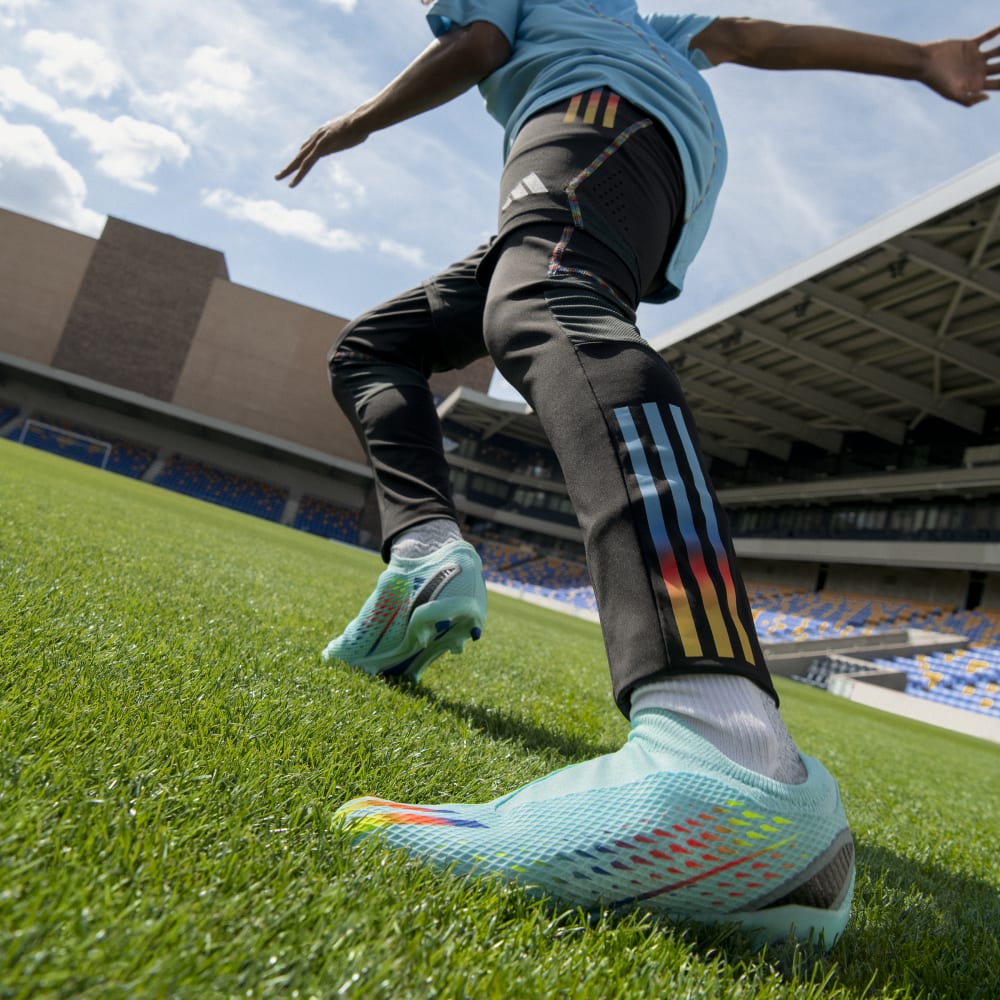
top-left (335, 710), bottom-right (855, 947)
top-left (323, 539), bottom-right (487, 681)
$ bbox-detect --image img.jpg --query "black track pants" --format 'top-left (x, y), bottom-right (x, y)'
top-left (329, 92), bottom-right (776, 713)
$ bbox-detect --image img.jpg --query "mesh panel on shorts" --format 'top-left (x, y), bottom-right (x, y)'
top-left (545, 284), bottom-right (641, 344)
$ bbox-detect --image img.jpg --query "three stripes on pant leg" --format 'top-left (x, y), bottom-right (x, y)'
top-left (615, 401), bottom-right (761, 667)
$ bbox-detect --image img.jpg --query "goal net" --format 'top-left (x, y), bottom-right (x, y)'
top-left (17, 419), bottom-right (113, 471)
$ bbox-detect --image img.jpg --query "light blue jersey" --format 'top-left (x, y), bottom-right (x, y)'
top-left (426, 0), bottom-right (727, 301)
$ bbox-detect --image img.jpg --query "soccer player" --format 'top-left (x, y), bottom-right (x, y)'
top-left (277, 2), bottom-right (998, 944)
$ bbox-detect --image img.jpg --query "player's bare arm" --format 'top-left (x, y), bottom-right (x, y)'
top-left (276, 20), bottom-right (511, 187)
top-left (694, 18), bottom-right (1000, 108)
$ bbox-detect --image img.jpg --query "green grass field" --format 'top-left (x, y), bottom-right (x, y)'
top-left (2, 439), bottom-right (998, 999)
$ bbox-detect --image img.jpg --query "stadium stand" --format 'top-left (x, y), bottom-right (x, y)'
top-left (792, 655), bottom-right (874, 691)
top-left (153, 455), bottom-right (288, 522)
top-left (748, 589), bottom-right (905, 642)
top-left (871, 641), bottom-right (1000, 719)
top-left (477, 548), bottom-right (599, 613)
top-left (465, 537), bottom-right (598, 614)
top-left (745, 589), bottom-right (1000, 720)
top-left (462, 558), bottom-right (1000, 722)
top-left (0, 401), bottom-right (19, 427)
top-left (469, 537), bottom-right (536, 572)
top-left (293, 495), bottom-right (361, 544)
top-left (497, 555), bottom-right (590, 590)
top-left (5, 414), bottom-right (157, 478)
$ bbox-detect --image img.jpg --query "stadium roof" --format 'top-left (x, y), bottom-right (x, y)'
top-left (652, 153), bottom-right (1000, 466)
top-left (438, 386), bottom-right (553, 449)
top-left (442, 154), bottom-right (1000, 471)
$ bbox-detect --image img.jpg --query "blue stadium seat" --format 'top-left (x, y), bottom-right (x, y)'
top-left (153, 455), bottom-right (288, 521)
top-left (293, 495), bottom-right (360, 544)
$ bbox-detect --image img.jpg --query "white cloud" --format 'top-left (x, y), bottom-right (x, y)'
top-left (317, 0), bottom-right (358, 11)
top-left (0, 116), bottom-right (105, 235)
top-left (135, 45), bottom-right (253, 139)
top-left (320, 160), bottom-right (366, 211)
top-left (0, 66), bottom-right (60, 115)
top-left (23, 29), bottom-right (122, 99)
top-left (0, 66), bottom-right (189, 192)
top-left (202, 188), bottom-right (364, 251)
top-left (378, 238), bottom-right (428, 270)
top-left (57, 108), bottom-right (190, 192)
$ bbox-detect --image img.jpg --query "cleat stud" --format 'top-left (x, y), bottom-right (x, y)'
top-left (471, 627), bottom-right (482, 641)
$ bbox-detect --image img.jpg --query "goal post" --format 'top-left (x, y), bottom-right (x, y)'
top-left (17, 419), bottom-right (113, 471)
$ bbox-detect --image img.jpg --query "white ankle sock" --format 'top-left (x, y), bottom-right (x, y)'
top-left (629, 674), bottom-right (808, 784)
top-left (391, 519), bottom-right (462, 559)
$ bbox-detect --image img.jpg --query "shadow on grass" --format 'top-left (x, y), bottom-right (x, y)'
top-left (390, 680), bottom-right (620, 764)
top-left (830, 840), bottom-right (1000, 999)
top-left (683, 838), bottom-right (1000, 998)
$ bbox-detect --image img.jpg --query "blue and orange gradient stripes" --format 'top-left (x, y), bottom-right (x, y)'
top-left (615, 405), bottom-right (700, 655)
top-left (338, 797), bottom-right (487, 832)
top-left (564, 89), bottom-right (621, 129)
top-left (614, 402), bottom-right (753, 661)
top-left (669, 403), bottom-right (754, 662)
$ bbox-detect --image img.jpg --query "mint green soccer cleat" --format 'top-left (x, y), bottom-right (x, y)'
top-left (323, 539), bottom-right (487, 682)
top-left (335, 709), bottom-right (855, 947)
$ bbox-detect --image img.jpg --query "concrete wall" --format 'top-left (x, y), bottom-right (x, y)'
top-left (171, 280), bottom-right (494, 468)
top-left (740, 554), bottom-right (1000, 612)
top-left (741, 557), bottom-right (819, 591)
top-left (172, 279), bottom-right (361, 462)
top-left (0, 209), bottom-right (95, 365)
top-left (54, 218), bottom-right (228, 400)
top-left (823, 563), bottom-right (969, 606)
top-left (828, 675), bottom-right (1000, 745)
top-left (982, 576), bottom-right (1000, 611)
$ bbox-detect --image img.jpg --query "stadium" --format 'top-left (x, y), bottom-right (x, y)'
top-left (3, 154), bottom-right (999, 742)
top-left (2, 157), bottom-right (999, 997)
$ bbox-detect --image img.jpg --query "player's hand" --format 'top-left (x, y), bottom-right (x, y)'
top-left (920, 24), bottom-right (1000, 107)
top-left (275, 115), bottom-right (369, 188)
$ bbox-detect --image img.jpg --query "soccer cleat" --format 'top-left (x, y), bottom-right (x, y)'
top-left (323, 538), bottom-right (487, 682)
top-left (335, 709), bottom-right (855, 947)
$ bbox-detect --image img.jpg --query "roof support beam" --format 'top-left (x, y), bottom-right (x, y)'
top-left (739, 314), bottom-right (985, 433)
top-left (686, 378), bottom-right (842, 452)
top-left (886, 235), bottom-right (1000, 305)
top-left (801, 279), bottom-right (1000, 385)
top-left (684, 338), bottom-right (907, 444)
top-left (482, 413), bottom-right (519, 440)
top-left (688, 429), bottom-right (750, 468)
top-left (695, 414), bottom-right (790, 461)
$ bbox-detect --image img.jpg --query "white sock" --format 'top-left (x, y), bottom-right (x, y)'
top-left (391, 518), bottom-right (462, 559)
top-left (629, 674), bottom-right (808, 784)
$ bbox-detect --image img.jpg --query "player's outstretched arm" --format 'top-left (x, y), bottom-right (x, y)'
top-left (276, 20), bottom-right (511, 188)
top-left (693, 19), bottom-right (1000, 108)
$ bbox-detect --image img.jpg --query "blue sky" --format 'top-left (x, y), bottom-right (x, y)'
top-left (1, 0), bottom-right (996, 400)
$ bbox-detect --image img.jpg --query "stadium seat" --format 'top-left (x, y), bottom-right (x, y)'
top-left (293, 495), bottom-right (361, 544)
top-left (153, 455), bottom-right (288, 522)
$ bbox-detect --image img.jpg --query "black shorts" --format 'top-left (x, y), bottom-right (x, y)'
top-left (479, 88), bottom-right (685, 305)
